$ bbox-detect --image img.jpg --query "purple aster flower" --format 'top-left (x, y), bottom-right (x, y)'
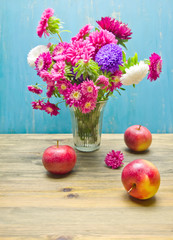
top-left (105, 150), bottom-right (124, 169)
top-left (95, 43), bottom-right (123, 73)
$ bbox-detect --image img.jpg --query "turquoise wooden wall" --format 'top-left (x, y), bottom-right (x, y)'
top-left (0, 0), bottom-right (172, 133)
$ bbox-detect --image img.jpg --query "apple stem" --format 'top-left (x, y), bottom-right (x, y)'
top-left (128, 183), bottom-right (136, 193)
top-left (138, 125), bottom-right (141, 130)
top-left (57, 140), bottom-right (59, 148)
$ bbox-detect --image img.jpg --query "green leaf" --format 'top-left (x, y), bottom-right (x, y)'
top-left (133, 84), bottom-right (135, 88)
top-left (122, 51), bottom-right (126, 63)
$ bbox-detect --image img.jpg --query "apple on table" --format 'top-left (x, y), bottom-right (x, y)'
top-left (121, 159), bottom-right (160, 200)
top-left (124, 125), bottom-right (152, 152)
top-left (42, 141), bottom-right (77, 175)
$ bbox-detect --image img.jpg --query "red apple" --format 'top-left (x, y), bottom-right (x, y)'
top-left (121, 159), bottom-right (160, 200)
top-left (42, 141), bottom-right (77, 175)
top-left (124, 125), bottom-right (152, 152)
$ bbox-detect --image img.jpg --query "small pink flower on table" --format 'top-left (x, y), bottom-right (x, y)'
top-left (105, 150), bottom-right (124, 169)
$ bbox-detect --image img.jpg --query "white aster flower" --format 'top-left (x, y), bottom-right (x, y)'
top-left (27, 45), bottom-right (49, 67)
top-left (120, 61), bottom-right (149, 86)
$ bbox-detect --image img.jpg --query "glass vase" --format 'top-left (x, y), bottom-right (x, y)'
top-left (69, 101), bottom-right (107, 152)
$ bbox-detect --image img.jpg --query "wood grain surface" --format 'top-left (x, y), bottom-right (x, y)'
top-left (0, 134), bottom-right (173, 240)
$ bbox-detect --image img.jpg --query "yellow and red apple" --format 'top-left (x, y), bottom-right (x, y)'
top-left (42, 141), bottom-right (77, 175)
top-left (124, 125), bottom-right (152, 152)
top-left (121, 159), bottom-right (160, 200)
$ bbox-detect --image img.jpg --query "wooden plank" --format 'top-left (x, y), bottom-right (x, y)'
top-left (0, 134), bottom-right (173, 239)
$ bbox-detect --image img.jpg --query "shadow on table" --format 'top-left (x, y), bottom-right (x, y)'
top-left (128, 194), bottom-right (157, 207)
top-left (46, 170), bottom-right (76, 179)
top-left (124, 147), bottom-right (151, 155)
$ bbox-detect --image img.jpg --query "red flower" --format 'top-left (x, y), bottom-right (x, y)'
top-left (97, 17), bottom-right (132, 40)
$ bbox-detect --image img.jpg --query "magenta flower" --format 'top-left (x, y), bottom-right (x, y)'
top-left (71, 24), bottom-right (93, 42)
top-left (28, 86), bottom-right (43, 94)
top-left (66, 40), bottom-right (95, 66)
top-left (97, 17), bottom-right (132, 40)
top-left (81, 80), bottom-right (98, 98)
top-left (147, 53), bottom-right (162, 81)
top-left (31, 100), bottom-right (44, 110)
top-left (37, 8), bottom-right (54, 38)
top-left (96, 75), bottom-right (109, 89)
top-left (87, 29), bottom-right (118, 56)
top-left (80, 97), bottom-right (97, 114)
top-left (64, 84), bottom-right (82, 107)
top-left (52, 42), bottom-right (70, 61)
top-left (40, 70), bottom-right (55, 87)
top-left (46, 86), bottom-right (55, 98)
top-left (108, 70), bottom-right (123, 92)
top-left (51, 61), bottom-right (66, 81)
top-left (35, 52), bottom-right (52, 76)
top-left (43, 101), bottom-right (60, 116)
top-left (56, 79), bottom-right (72, 95)
top-left (105, 150), bottom-right (124, 169)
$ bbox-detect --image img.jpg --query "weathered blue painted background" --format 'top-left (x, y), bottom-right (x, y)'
top-left (0, 0), bottom-right (172, 133)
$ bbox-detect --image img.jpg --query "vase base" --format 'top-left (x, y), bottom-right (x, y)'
top-left (74, 145), bottom-right (100, 152)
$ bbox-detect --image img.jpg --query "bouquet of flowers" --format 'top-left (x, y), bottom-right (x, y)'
top-left (27, 8), bottom-right (162, 117)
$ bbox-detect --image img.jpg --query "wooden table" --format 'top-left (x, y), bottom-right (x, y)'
top-left (0, 134), bottom-right (173, 240)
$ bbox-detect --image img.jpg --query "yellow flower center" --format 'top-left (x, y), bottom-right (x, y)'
top-left (72, 91), bottom-right (81, 100)
top-left (46, 107), bottom-right (53, 113)
top-left (87, 86), bottom-right (93, 93)
top-left (61, 84), bottom-right (67, 90)
top-left (36, 105), bottom-right (42, 109)
top-left (114, 76), bottom-right (120, 83)
top-left (85, 102), bottom-right (91, 109)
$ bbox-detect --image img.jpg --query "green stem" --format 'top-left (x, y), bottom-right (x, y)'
top-left (57, 32), bottom-right (63, 43)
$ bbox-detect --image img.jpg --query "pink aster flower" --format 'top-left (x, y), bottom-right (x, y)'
top-left (96, 75), bottom-right (109, 89)
top-left (105, 150), bottom-right (124, 169)
top-left (43, 101), bottom-right (60, 116)
top-left (51, 61), bottom-right (66, 81)
top-left (147, 53), bottom-right (162, 81)
top-left (56, 79), bottom-right (72, 96)
top-left (80, 97), bottom-right (97, 114)
top-left (40, 70), bottom-right (55, 87)
top-left (65, 84), bottom-right (82, 107)
top-left (81, 80), bottom-right (98, 98)
top-left (37, 8), bottom-right (54, 38)
top-left (35, 52), bottom-right (52, 76)
top-left (28, 86), bottom-right (43, 94)
top-left (31, 100), bottom-right (44, 110)
top-left (71, 24), bottom-right (93, 42)
top-left (52, 42), bottom-right (70, 61)
top-left (87, 29), bottom-right (118, 56)
top-left (46, 86), bottom-right (55, 98)
top-left (97, 17), bottom-right (132, 40)
top-left (108, 70), bottom-right (123, 92)
top-left (66, 39), bottom-right (95, 66)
